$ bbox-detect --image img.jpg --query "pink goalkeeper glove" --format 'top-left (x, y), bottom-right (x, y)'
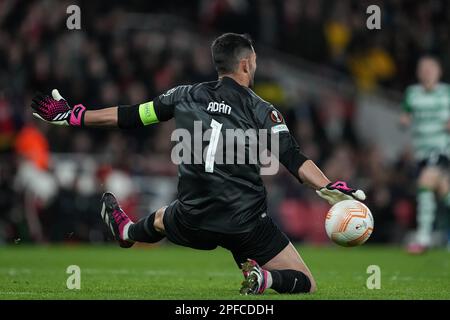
top-left (31, 89), bottom-right (86, 126)
top-left (316, 181), bottom-right (366, 205)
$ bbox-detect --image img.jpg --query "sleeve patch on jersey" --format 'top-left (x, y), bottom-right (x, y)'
top-left (138, 101), bottom-right (159, 125)
top-left (270, 110), bottom-right (284, 123)
top-left (271, 124), bottom-right (289, 134)
top-left (162, 87), bottom-right (177, 97)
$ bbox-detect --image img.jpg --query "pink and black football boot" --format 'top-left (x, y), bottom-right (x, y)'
top-left (100, 192), bottom-right (134, 248)
top-left (240, 259), bottom-right (269, 295)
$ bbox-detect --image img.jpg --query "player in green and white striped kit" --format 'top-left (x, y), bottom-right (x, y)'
top-left (400, 56), bottom-right (450, 253)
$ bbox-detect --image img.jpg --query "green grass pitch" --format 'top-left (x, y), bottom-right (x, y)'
top-left (0, 244), bottom-right (449, 299)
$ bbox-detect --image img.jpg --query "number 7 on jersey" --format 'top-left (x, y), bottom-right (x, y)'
top-left (205, 119), bottom-right (223, 173)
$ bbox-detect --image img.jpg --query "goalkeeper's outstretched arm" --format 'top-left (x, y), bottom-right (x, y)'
top-left (257, 103), bottom-right (366, 206)
top-left (275, 131), bottom-right (366, 205)
top-left (31, 89), bottom-right (170, 128)
top-left (298, 159), bottom-right (366, 205)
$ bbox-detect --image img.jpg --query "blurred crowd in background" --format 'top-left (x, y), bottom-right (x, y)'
top-left (0, 0), bottom-right (449, 245)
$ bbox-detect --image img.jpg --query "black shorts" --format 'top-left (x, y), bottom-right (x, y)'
top-left (417, 154), bottom-right (450, 173)
top-left (162, 200), bottom-right (290, 267)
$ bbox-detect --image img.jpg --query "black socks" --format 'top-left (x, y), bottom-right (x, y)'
top-left (128, 212), bottom-right (165, 243)
top-left (270, 269), bottom-right (312, 293)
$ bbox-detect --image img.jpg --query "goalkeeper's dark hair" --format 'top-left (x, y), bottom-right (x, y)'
top-left (211, 33), bottom-right (254, 75)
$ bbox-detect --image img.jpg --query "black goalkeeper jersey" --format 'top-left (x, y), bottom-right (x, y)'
top-left (152, 76), bottom-right (306, 233)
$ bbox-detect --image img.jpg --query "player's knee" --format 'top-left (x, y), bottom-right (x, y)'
top-left (418, 168), bottom-right (440, 190)
top-left (418, 180), bottom-right (436, 191)
top-left (153, 208), bottom-right (166, 233)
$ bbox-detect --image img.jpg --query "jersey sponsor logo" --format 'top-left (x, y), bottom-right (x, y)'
top-left (207, 101), bottom-right (231, 115)
top-left (270, 110), bottom-right (283, 123)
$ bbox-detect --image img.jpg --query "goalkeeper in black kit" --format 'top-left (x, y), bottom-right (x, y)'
top-left (31, 33), bottom-right (365, 295)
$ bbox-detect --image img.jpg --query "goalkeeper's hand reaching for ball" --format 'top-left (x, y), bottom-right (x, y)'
top-left (316, 181), bottom-right (366, 205)
top-left (297, 159), bottom-right (366, 205)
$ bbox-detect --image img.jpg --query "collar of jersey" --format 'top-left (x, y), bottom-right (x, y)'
top-left (219, 76), bottom-right (249, 95)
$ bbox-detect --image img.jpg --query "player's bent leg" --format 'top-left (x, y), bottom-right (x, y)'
top-left (417, 166), bottom-right (440, 190)
top-left (233, 215), bottom-right (315, 295)
top-left (153, 207), bottom-right (166, 233)
top-left (127, 206), bottom-right (166, 243)
top-left (262, 242), bottom-right (316, 293)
